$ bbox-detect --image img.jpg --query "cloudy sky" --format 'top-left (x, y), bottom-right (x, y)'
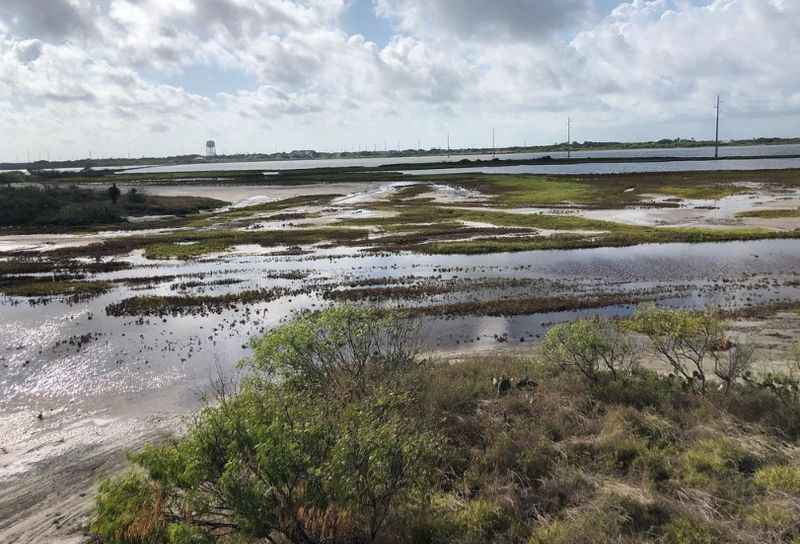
top-left (1, 0), bottom-right (798, 161)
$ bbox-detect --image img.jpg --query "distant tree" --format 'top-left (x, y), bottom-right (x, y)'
top-left (108, 183), bottom-right (121, 204)
top-left (542, 316), bottom-right (637, 382)
top-left (630, 305), bottom-right (726, 393)
top-left (249, 305), bottom-right (423, 398)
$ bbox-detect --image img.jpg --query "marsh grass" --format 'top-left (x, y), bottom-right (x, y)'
top-left (0, 279), bottom-right (113, 298)
top-left (0, 184), bottom-right (227, 228)
top-left (737, 208), bottom-right (800, 219)
top-left (105, 287), bottom-right (290, 316)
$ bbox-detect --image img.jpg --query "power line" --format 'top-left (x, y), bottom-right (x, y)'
top-left (567, 117), bottom-right (572, 159)
top-left (714, 95), bottom-right (721, 160)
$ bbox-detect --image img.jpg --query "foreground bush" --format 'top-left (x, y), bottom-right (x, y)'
top-left (93, 307), bottom-right (800, 543)
top-left (93, 307), bottom-right (438, 544)
top-left (629, 305), bottom-right (725, 393)
top-left (542, 315), bottom-right (637, 381)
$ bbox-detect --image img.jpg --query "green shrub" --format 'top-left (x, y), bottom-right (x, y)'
top-left (454, 499), bottom-right (515, 542)
top-left (745, 501), bottom-right (796, 530)
top-left (754, 465), bottom-right (800, 494)
top-left (165, 523), bottom-right (215, 544)
top-left (94, 308), bottom-right (440, 544)
top-left (629, 305), bottom-right (726, 393)
top-left (47, 202), bottom-right (122, 226)
top-left (682, 437), bottom-right (761, 487)
top-left (91, 470), bottom-right (165, 544)
top-left (528, 494), bottom-right (669, 544)
top-left (248, 305), bottom-right (422, 396)
top-left (542, 316), bottom-right (637, 382)
top-left (662, 517), bottom-right (722, 544)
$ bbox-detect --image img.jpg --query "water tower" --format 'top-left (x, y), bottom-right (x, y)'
top-left (205, 140), bottom-right (217, 158)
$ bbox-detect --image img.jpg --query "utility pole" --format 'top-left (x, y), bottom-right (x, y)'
top-left (567, 117), bottom-right (572, 159)
top-left (447, 133), bottom-right (450, 158)
top-left (492, 128), bottom-right (496, 157)
top-left (714, 95), bottom-right (720, 160)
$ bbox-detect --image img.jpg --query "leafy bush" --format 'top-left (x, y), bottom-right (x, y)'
top-left (0, 185), bottom-right (125, 227)
top-left (249, 305), bottom-right (422, 397)
top-left (92, 470), bottom-right (165, 544)
top-left (629, 305), bottom-right (726, 393)
top-left (542, 316), bottom-right (637, 382)
top-left (93, 307), bottom-right (439, 544)
top-left (0, 184), bottom-right (224, 227)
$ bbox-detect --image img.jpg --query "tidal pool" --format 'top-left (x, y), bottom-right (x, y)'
top-left (3, 238), bottom-right (800, 417)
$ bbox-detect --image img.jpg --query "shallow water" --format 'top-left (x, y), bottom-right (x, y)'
top-left (403, 156), bottom-right (800, 176)
top-left (123, 144), bottom-right (800, 174)
top-left (2, 237), bottom-right (800, 497)
top-left (2, 239), bottom-right (800, 415)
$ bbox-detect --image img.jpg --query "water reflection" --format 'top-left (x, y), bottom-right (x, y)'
top-left (2, 238), bottom-right (800, 418)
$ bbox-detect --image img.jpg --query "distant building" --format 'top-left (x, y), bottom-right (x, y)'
top-left (205, 140), bottom-right (217, 158)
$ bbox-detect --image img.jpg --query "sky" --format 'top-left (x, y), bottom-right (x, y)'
top-left (1, 0), bottom-right (799, 161)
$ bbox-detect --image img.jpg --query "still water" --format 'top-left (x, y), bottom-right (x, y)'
top-left (3, 238), bottom-right (800, 417)
top-left (126, 144), bottom-right (800, 174)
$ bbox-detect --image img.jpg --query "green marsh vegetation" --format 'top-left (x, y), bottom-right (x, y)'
top-left (92, 305), bottom-right (800, 544)
top-left (738, 208), bottom-right (800, 219)
top-left (27, 226), bottom-right (370, 260)
top-left (341, 199), bottom-right (793, 255)
top-left (0, 184), bottom-right (227, 229)
top-left (0, 279), bottom-right (113, 299)
top-left (105, 288), bottom-right (291, 317)
top-left (446, 170), bottom-right (791, 209)
top-left (4, 170), bottom-right (800, 261)
top-left (0, 259), bottom-right (133, 301)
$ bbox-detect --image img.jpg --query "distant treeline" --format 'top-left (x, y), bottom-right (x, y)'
top-left (0, 185), bottom-right (126, 227)
top-left (0, 184), bottom-right (226, 228)
top-left (3, 137), bottom-right (800, 171)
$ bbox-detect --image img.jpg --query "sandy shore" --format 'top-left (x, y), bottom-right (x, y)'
top-left (0, 412), bottom-right (180, 544)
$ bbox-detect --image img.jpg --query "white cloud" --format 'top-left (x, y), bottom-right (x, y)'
top-left (375, 0), bottom-right (593, 41)
top-left (0, 0), bottom-right (799, 159)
